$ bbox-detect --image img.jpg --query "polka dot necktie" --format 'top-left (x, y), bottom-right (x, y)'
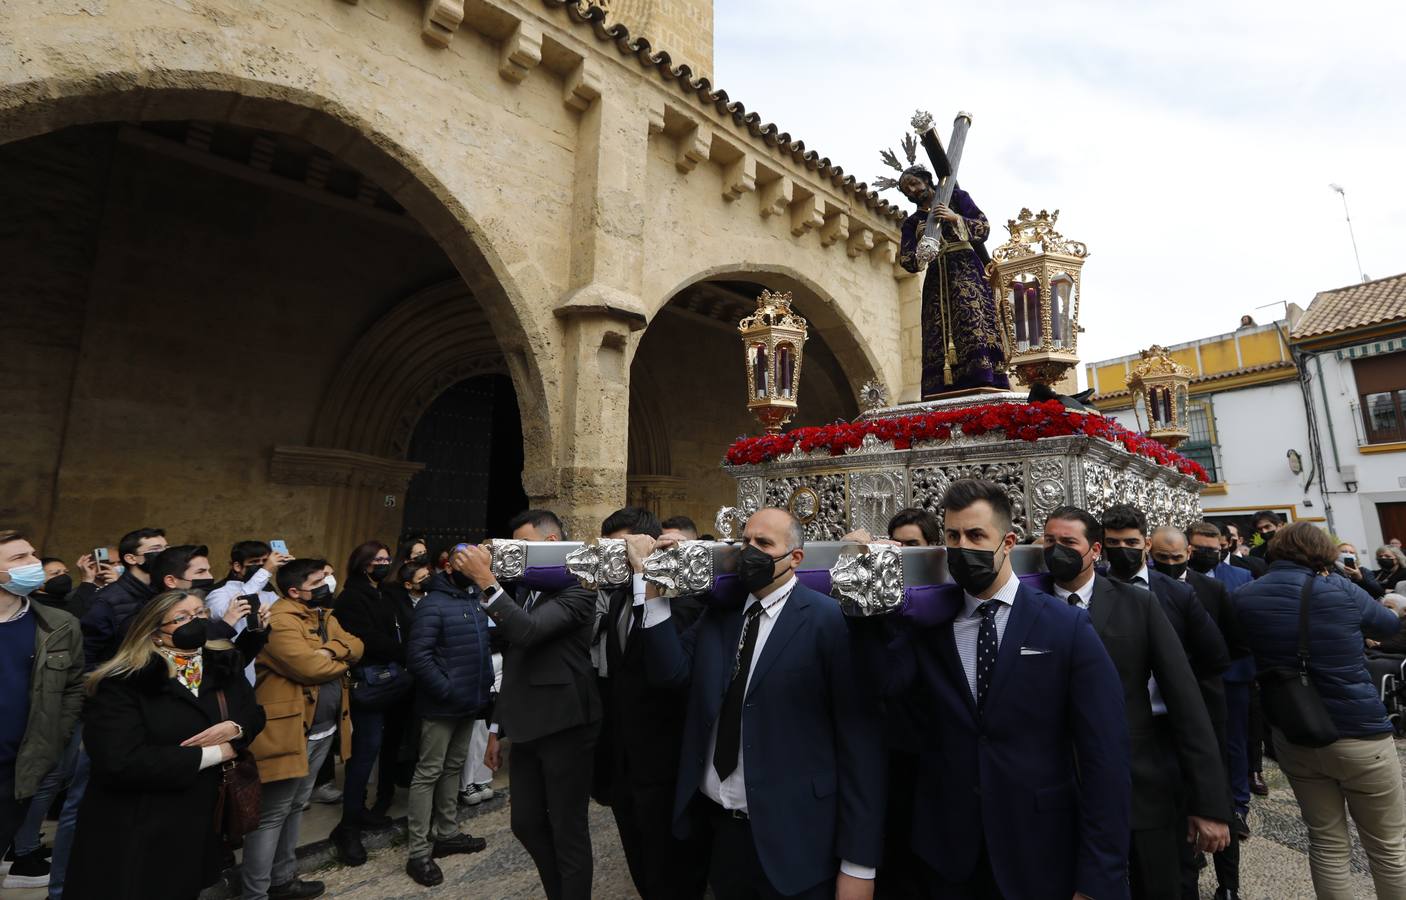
top-left (975, 599), bottom-right (1000, 712)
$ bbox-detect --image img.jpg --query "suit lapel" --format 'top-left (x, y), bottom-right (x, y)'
top-left (937, 623), bottom-right (978, 720)
top-left (744, 590), bottom-right (807, 700)
top-left (983, 585), bottom-right (1045, 711)
top-left (1089, 576), bottom-right (1115, 635)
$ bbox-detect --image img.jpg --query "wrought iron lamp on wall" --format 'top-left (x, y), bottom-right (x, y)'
top-left (992, 208), bottom-right (1089, 387)
top-left (738, 289), bottom-right (809, 434)
top-left (1128, 345), bottom-right (1192, 449)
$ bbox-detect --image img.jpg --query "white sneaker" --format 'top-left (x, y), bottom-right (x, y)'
top-left (474, 783), bottom-right (495, 802)
top-left (310, 783), bottom-right (343, 804)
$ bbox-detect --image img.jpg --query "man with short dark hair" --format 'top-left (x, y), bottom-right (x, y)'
top-left (859, 481), bottom-right (1130, 900)
top-left (1045, 508), bottom-right (1229, 900)
top-left (661, 515), bottom-right (699, 540)
top-left (637, 507), bottom-right (883, 899)
top-left (455, 509), bottom-right (600, 900)
top-left (0, 532), bottom-right (83, 877)
top-left (1186, 523), bottom-right (1253, 591)
top-left (244, 558), bottom-right (363, 900)
top-left (886, 508), bottom-right (942, 547)
top-left (1248, 511), bottom-right (1282, 560)
top-left (1219, 524), bottom-right (1266, 578)
top-left (80, 526), bottom-right (168, 669)
top-left (214, 540), bottom-right (275, 591)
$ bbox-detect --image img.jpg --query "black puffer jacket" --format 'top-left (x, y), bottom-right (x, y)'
top-left (332, 576), bottom-right (406, 666)
top-left (79, 571), bottom-right (157, 671)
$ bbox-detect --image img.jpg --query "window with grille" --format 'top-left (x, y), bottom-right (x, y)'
top-left (1354, 354), bottom-right (1406, 444)
top-left (1179, 400), bottom-right (1219, 482)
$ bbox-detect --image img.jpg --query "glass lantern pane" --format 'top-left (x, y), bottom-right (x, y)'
top-left (1014, 278), bottom-right (1040, 351)
top-left (751, 343), bottom-right (768, 398)
top-left (777, 344), bottom-right (794, 398)
top-left (1051, 276), bottom-right (1073, 349)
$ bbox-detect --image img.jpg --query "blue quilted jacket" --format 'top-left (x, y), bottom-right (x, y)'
top-left (406, 573), bottom-right (493, 719)
top-left (1234, 561), bottom-right (1401, 737)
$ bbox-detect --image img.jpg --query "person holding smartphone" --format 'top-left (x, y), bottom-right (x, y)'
top-left (1336, 542), bottom-right (1385, 600)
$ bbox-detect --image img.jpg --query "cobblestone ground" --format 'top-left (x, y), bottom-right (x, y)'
top-left (298, 749), bottom-right (1394, 900)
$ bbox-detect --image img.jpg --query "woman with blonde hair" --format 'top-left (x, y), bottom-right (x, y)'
top-left (64, 590), bottom-right (266, 900)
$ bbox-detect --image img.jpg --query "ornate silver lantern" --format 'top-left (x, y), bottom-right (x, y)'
top-left (738, 289), bottom-right (809, 434)
top-left (1127, 345), bottom-right (1192, 449)
top-left (992, 209), bottom-right (1089, 387)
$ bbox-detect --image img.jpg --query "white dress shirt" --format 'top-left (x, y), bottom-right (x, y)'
top-left (1053, 576), bottom-right (1096, 609)
top-left (637, 575), bottom-right (873, 880)
top-left (205, 568), bottom-right (278, 685)
top-left (951, 573), bottom-right (1020, 702)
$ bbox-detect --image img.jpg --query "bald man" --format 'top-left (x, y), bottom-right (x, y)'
top-left (632, 508), bottom-right (883, 900)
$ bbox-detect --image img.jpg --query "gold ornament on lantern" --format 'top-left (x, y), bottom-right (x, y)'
top-left (738, 289), bottom-right (809, 434)
top-left (1127, 345), bottom-right (1192, 449)
top-left (992, 208), bottom-right (1089, 388)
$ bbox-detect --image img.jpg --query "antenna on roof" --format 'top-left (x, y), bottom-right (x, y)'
top-left (1328, 183), bottom-right (1368, 283)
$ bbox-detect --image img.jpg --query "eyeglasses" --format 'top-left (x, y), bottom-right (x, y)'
top-left (160, 609), bottom-right (210, 628)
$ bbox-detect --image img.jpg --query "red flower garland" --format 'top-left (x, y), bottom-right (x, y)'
top-left (724, 400), bottom-right (1211, 483)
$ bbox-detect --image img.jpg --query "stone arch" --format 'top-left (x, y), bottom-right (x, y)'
top-left (0, 73), bottom-right (555, 476)
top-left (314, 279), bottom-right (508, 460)
top-left (650, 262), bottom-right (885, 401)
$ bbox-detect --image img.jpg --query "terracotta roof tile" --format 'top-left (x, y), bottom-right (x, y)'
top-left (541, 0), bottom-right (907, 225)
top-left (1292, 272), bottom-right (1406, 339)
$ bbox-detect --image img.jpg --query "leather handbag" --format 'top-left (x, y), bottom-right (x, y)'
top-left (1256, 573), bottom-right (1340, 748)
top-left (350, 660), bottom-right (414, 711)
top-left (212, 690), bottom-right (262, 847)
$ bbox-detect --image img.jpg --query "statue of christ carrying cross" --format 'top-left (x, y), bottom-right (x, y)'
top-left (877, 111), bottom-right (1009, 398)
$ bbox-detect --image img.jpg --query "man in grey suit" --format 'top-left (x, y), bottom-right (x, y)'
top-left (455, 509), bottom-right (601, 900)
top-left (1043, 506), bottom-right (1231, 900)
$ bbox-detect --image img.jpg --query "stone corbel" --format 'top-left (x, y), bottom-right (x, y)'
top-left (790, 192), bottom-right (824, 236)
top-left (269, 446), bottom-right (425, 492)
top-left (421, 0), bottom-right (464, 47)
top-left (870, 232), bottom-right (898, 266)
top-left (721, 154), bottom-right (756, 202)
top-left (759, 176), bottom-right (793, 219)
top-left (555, 283), bottom-right (648, 331)
top-left (847, 227), bottom-right (875, 258)
top-left (563, 60), bottom-right (601, 112)
top-left (499, 19), bottom-right (543, 82)
top-left (676, 122), bottom-right (710, 174)
top-left (821, 212), bottom-right (850, 248)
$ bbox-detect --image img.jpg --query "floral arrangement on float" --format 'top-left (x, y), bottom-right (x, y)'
top-left (724, 400), bottom-right (1211, 483)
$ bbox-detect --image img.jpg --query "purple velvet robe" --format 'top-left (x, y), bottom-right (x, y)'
top-left (899, 187), bottom-right (1009, 397)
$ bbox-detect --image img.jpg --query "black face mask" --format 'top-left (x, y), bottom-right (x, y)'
top-left (1043, 544), bottom-right (1088, 584)
top-left (168, 617), bottom-right (210, 651)
top-left (409, 554), bottom-right (429, 566)
top-left (43, 574), bottom-right (73, 597)
top-left (1380, 558), bottom-right (1399, 571)
top-left (370, 563), bottom-right (392, 582)
top-left (302, 584), bottom-right (334, 607)
top-left (737, 544), bottom-right (789, 595)
top-left (948, 546), bottom-right (1005, 596)
top-left (1105, 546), bottom-right (1145, 580)
top-left (1188, 547), bottom-right (1221, 574)
top-left (187, 577), bottom-right (215, 592)
top-left (1152, 559), bottom-right (1188, 580)
top-left (450, 572), bottom-right (473, 591)
top-left (138, 549), bottom-right (163, 574)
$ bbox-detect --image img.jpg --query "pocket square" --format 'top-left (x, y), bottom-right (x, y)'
top-left (1019, 647), bottom-right (1050, 656)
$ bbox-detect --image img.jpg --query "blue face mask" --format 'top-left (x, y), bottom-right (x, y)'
top-left (2, 563), bottom-right (47, 597)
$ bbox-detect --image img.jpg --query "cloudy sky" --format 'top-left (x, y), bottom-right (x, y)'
top-left (713, 0), bottom-right (1406, 372)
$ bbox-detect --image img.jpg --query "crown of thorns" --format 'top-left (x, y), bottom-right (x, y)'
top-left (873, 133), bottom-right (929, 191)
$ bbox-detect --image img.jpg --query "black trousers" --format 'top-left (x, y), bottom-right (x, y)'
top-left (1130, 826), bottom-right (1181, 900)
top-left (509, 721), bottom-right (600, 900)
top-left (1248, 681), bottom-right (1269, 770)
top-left (612, 779), bottom-right (707, 900)
top-left (877, 749), bottom-right (925, 899)
top-left (921, 847), bottom-right (1001, 900)
top-left (704, 800), bottom-right (833, 900)
top-left (0, 765), bottom-right (31, 860)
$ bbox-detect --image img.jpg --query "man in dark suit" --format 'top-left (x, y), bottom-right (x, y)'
top-left (1044, 507), bottom-right (1229, 900)
top-left (596, 512), bottom-right (708, 900)
top-left (859, 479), bottom-right (1131, 900)
top-left (1220, 524), bottom-right (1267, 579)
top-left (455, 509), bottom-right (601, 900)
top-left (1150, 525), bottom-right (1248, 900)
top-left (636, 507), bottom-right (883, 900)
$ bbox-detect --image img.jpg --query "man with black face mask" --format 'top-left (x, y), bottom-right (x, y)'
top-left (148, 545), bottom-right (269, 664)
top-left (855, 480), bottom-right (1129, 900)
top-left (635, 507), bottom-right (883, 900)
top-left (1046, 508), bottom-right (1229, 900)
top-left (243, 558), bottom-right (362, 900)
top-left (81, 526), bottom-right (168, 670)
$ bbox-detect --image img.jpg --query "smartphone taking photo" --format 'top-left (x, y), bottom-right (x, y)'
top-left (241, 593), bottom-right (263, 631)
top-left (269, 540), bottom-right (289, 556)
